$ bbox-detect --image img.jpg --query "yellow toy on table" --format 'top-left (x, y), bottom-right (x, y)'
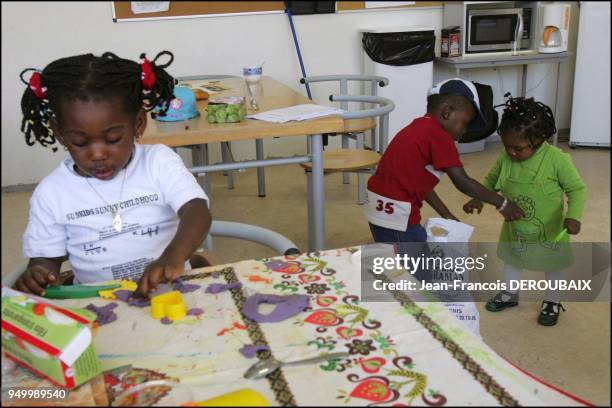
top-left (150, 291), bottom-right (187, 321)
top-left (185, 389), bottom-right (270, 407)
top-left (98, 280), bottom-right (138, 299)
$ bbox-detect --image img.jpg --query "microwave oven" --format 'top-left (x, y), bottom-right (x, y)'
top-left (467, 7), bottom-right (533, 53)
top-left (443, 2), bottom-right (537, 55)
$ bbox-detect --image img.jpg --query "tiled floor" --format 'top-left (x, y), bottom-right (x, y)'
top-left (2, 141), bottom-right (610, 405)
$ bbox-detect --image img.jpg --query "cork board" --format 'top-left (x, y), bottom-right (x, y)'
top-left (112, 1), bottom-right (285, 21)
top-left (337, 1), bottom-right (443, 11)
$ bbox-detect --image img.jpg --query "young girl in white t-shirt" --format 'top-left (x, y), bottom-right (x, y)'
top-left (15, 51), bottom-right (211, 297)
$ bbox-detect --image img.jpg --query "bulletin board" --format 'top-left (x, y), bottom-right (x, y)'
top-left (112, 1), bottom-right (286, 22)
top-left (112, 1), bottom-right (443, 21)
top-left (337, 2), bottom-right (443, 11)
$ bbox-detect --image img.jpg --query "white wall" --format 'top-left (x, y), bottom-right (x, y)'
top-left (1, 2), bottom-right (579, 187)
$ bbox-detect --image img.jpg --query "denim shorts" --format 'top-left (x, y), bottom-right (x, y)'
top-left (368, 223), bottom-right (427, 243)
top-left (368, 223), bottom-right (431, 282)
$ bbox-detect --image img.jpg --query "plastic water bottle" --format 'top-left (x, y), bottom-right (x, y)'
top-left (243, 66), bottom-right (263, 111)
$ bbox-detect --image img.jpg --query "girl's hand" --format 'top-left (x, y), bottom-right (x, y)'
top-left (564, 218), bottom-right (581, 235)
top-left (463, 199), bottom-right (484, 214)
top-left (137, 255), bottom-right (184, 296)
top-left (14, 265), bottom-right (57, 296)
top-left (500, 200), bottom-right (525, 221)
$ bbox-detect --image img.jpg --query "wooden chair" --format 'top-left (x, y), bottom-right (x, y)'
top-left (300, 94), bottom-right (395, 204)
top-left (300, 74), bottom-right (389, 203)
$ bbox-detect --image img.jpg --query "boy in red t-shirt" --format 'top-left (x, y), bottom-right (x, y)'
top-left (365, 78), bottom-right (524, 245)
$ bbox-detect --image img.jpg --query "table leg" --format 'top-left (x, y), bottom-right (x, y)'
top-left (521, 64), bottom-right (527, 97)
top-left (306, 169), bottom-right (314, 250)
top-left (203, 234), bottom-right (214, 251)
top-left (255, 139), bottom-right (266, 197)
top-left (191, 144), bottom-right (210, 198)
top-left (309, 134), bottom-right (325, 251)
top-left (221, 142), bottom-right (234, 190)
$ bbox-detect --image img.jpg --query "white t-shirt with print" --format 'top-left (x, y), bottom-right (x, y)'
top-left (23, 144), bottom-right (208, 284)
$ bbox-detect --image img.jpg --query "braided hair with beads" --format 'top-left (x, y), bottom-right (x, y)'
top-left (19, 51), bottom-right (176, 152)
top-left (496, 92), bottom-right (557, 147)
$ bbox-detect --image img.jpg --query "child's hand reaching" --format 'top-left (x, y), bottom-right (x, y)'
top-left (499, 200), bottom-right (525, 222)
top-left (137, 255), bottom-right (185, 296)
top-left (463, 199), bottom-right (483, 214)
top-left (14, 265), bottom-right (58, 296)
top-left (564, 218), bottom-right (581, 235)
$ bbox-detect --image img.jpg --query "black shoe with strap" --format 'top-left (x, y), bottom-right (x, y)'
top-left (485, 290), bottom-right (519, 312)
top-left (538, 301), bottom-right (565, 326)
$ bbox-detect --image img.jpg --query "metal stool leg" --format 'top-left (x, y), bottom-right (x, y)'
top-left (221, 142), bottom-right (234, 189)
top-left (341, 134), bottom-right (350, 184)
top-left (356, 132), bottom-right (367, 204)
top-left (255, 139), bottom-right (266, 197)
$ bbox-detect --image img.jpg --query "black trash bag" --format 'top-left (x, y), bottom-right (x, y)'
top-left (362, 31), bottom-right (435, 66)
top-left (459, 82), bottom-right (499, 143)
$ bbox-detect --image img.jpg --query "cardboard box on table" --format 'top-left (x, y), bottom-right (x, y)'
top-left (1, 287), bottom-right (101, 389)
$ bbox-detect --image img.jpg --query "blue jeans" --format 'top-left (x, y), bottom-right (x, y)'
top-left (369, 223), bottom-right (427, 243)
top-left (368, 223), bottom-right (431, 282)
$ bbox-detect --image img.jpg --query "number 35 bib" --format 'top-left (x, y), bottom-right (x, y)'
top-left (364, 189), bottom-right (412, 231)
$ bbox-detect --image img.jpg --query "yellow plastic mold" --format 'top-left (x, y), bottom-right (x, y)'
top-left (189, 389), bottom-right (270, 406)
top-left (150, 291), bottom-right (187, 321)
top-left (98, 280), bottom-right (138, 299)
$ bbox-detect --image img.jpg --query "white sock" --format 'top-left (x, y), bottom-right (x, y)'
top-left (544, 270), bottom-right (563, 303)
top-left (502, 263), bottom-right (522, 300)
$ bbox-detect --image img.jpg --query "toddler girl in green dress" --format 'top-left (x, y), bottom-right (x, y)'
top-left (463, 94), bottom-right (587, 326)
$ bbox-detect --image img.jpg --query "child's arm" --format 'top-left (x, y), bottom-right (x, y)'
top-left (445, 166), bottom-right (525, 221)
top-left (14, 256), bottom-right (67, 296)
top-left (138, 198), bottom-right (211, 296)
top-left (463, 153), bottom-right (503, 214)
top-left (557, 154), bottom-right (587, 234)
top-left (425, 190), bottom-right (459, 220)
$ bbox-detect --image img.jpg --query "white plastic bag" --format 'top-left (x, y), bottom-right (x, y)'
top-left (424, 218), bottom-right (480, 337)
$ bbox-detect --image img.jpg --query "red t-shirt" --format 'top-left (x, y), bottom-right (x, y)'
top-left (367, 113), bottom-right (463, 225)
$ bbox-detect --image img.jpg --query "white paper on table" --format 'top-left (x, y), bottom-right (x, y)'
top-left (365, 1), bottom-right (415, 8)
top-left (130, 1), bottom-right (170, 14)
top-left (247, 104), bottom-right (345, 123)
top-left (177, 79), bottom-right (230, 94)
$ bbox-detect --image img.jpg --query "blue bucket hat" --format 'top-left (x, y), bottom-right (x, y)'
top-left (154, 86), bottom-right (200, 122)
top-left (429, 78), bottom-right (487, 133)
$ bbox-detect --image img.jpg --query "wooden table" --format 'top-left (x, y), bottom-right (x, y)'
top-left (139, 76), bottom-right (375, 251)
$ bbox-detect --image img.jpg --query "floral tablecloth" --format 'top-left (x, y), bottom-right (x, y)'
top-left (3, 247), bottom-right (591, 406)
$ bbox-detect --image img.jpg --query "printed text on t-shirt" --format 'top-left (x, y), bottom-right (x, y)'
top-left (65, 194), bottom-right (160, 221)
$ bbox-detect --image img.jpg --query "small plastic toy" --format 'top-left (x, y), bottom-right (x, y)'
top-left (43, 283), bottom-right (121, 299)
top-left (188, 389), bottom-right (270, 406)
top-left (98, 280), bottom-right (138, 299)
top-left (150, 291), bottom-right (187, 321)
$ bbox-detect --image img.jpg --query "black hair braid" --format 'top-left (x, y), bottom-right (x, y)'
top-left (497, 93), bottom-right (557, 145)
top-left (19, 51), bottom-right (176, 152)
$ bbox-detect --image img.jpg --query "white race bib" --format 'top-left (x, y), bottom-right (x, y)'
top-left (364, 189), bottom-right (412, 231)
top-left (425, 164), bottom-right (445, 180)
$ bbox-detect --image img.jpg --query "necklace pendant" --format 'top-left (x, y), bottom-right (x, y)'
top-left (112, 210), bottom-right (123, 232)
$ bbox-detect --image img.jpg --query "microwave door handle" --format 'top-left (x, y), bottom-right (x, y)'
top-left (513, 13), bottom-right (523, 55)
